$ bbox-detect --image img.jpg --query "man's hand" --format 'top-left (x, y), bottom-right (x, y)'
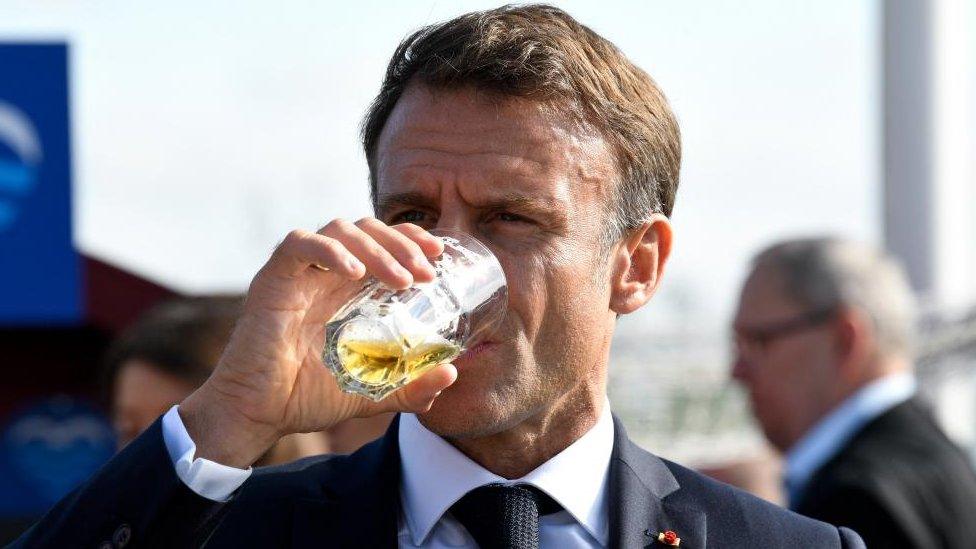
top-left (179, 218), bottom-right (458, 467)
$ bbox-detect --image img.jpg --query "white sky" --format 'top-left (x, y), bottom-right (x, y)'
top-left (0, 0), bottom-right (879, 329)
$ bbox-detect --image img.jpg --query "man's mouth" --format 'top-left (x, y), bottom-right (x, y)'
top-left (454, 341), bottom-right (496, 365)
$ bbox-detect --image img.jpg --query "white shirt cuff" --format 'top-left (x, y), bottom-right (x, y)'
top-left (161, 405), bottom-right (253, 502)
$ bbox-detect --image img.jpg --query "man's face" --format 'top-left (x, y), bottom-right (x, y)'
top-left (113, 359), bottom-right (196, 448)
top-left (731, 264), bottom-right (835, 452)
top-left (374, 85), bottom-right (620, 438)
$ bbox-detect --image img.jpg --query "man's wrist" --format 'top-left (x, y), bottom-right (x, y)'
top-left (162, 405), bottom-right (253, 501)
top-left (178, 386), bottom-right (280, 469)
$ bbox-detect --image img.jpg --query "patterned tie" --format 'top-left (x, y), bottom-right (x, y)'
top-left (449, 483), bottom-right (562, 549)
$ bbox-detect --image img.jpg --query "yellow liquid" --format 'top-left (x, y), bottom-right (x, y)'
top-left (337, 337), bottom-right (460, 386)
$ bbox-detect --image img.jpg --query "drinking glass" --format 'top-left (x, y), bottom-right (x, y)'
top-left (323, 229), bottom-right (507, 401)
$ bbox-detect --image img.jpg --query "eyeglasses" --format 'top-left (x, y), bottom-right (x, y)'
top-left (733, 307), bottom-right (836, 357)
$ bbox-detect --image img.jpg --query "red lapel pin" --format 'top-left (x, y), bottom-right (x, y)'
top-left (657, 529), bottom-right (680, 546)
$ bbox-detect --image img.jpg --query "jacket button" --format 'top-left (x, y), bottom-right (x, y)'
top-left (113, 523), bottom-right (132, 547)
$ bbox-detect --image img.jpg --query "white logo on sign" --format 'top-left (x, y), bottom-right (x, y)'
top-left (0, 101), bottom-right (43, 232)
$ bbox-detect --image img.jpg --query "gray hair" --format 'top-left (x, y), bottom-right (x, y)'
top-left (754, 237), bottom-right (916, 358)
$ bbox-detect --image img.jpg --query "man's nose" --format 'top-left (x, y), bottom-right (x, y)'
top-left (433, 210), bottom-right (477, 235)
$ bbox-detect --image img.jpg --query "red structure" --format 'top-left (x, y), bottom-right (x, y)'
top-left (0, 255), bottom-right (178, 419)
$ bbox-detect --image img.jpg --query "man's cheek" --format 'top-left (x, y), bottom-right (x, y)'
top-left (508, 266), bottom-right (547, 314)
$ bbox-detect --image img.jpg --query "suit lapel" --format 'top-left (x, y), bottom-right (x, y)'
top-left (291, 415), bottom-right (403, 549)
top-left (608, 415), bottom-right (707, 549)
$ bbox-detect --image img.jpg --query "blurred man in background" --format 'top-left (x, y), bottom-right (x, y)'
top-left (321, 413), bottom-right (394, 455)
top-left (105, 296), bottom-right (334, 463)
top-left (732, 237), bottom-right (976, 548)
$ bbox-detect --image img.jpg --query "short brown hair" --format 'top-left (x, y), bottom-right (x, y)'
top-left (361, 4), bottom-right (681, 243)
top-left (103, 296), bottom-right (243, 397)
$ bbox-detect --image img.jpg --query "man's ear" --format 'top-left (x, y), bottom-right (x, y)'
top-left (832, 306), bottom-right (875, 382)
top-left (609, 214), bottom-right (673, 315)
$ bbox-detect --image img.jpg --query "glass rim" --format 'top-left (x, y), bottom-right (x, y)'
top-left (428, 228), bottom-right (494, 259)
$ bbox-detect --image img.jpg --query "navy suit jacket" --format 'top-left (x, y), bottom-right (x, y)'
top-left (13, 415), bottom-right (864, 548)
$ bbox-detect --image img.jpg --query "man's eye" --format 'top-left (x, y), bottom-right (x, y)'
top-left (391, 210), bottom-right (428, 224)
top-left (494, 212), bottom-right (530, 223)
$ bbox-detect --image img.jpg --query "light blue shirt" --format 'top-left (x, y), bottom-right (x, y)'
top-left (783, 372), bottom-right (917, 508)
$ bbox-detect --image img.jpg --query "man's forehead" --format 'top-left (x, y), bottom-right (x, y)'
top-left (374, 86), bottom-right (614, 207)
top-left (382, 84), bottom-right (577, 140)
top-left (383, 87), bottom-right (609, 162)
top-left (736, 265), bottom-right (802, 321)
top-left (379, 141), bottom-right (551, 187)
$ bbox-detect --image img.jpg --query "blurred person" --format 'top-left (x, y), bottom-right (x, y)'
top-left (105, 296), bottom-right (329, 464)
top-left (322, 413), bottom-right (394, 455)
top-left (16, 6), bottom-right (864, 548)
top-left (697, 451), bottom-right (784, 505)
top-left (732, 237), bottom-right (976, 548)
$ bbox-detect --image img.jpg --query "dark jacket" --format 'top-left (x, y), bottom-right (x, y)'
top-left (795, 397), bottom-right (976, 548)
top-left (14, 415), bottom-right (863, 548)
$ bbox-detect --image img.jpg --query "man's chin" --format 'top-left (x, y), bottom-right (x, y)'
top-left (416, 384), bottom-right (501, 439)
top-left (415, 341), bottom-right (530, 438)
top-left (414, 368), bottom-right (523, 439)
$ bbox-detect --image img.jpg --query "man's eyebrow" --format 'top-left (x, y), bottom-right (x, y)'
top-left (374, 192), bottom-right (436, 213)
top-left (375, 191), bottom-right (568, 222)
top-left (481, 193), bottom-right (563, 215)
top-left (377, 191), bottom-right (561, 209)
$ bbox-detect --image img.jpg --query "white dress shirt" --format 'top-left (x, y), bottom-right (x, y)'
top-left (161, 405), bottom-right (252, 502)
top-left (397, 408), bottom-right (613, 548)
top-left (783, 372), bottom-right (917, 507)
top-left (161, 401), bottom-right (614, 548)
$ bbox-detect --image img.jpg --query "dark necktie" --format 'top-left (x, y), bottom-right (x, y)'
top-left (449, 483), bottom-right (562, 549)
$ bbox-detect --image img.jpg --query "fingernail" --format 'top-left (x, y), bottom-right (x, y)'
top-left (415, 261), bottom-right (436, 279)
top-left (347, 258), bottom-right (364, 272)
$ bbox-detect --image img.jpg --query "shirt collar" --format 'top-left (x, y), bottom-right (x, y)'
top-left (784, 372), bottom-right (917, 499)
top-left (398, 401), bottom-right (615, 546)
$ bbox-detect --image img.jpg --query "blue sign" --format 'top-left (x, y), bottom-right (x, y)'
top-left (0, 44), bottom-right (80, 325)
top-left (0, 396), bottom-right (116, 516)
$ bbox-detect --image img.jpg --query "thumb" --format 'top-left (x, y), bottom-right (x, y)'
top-left (384, 363), bottom-right (458, 414)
